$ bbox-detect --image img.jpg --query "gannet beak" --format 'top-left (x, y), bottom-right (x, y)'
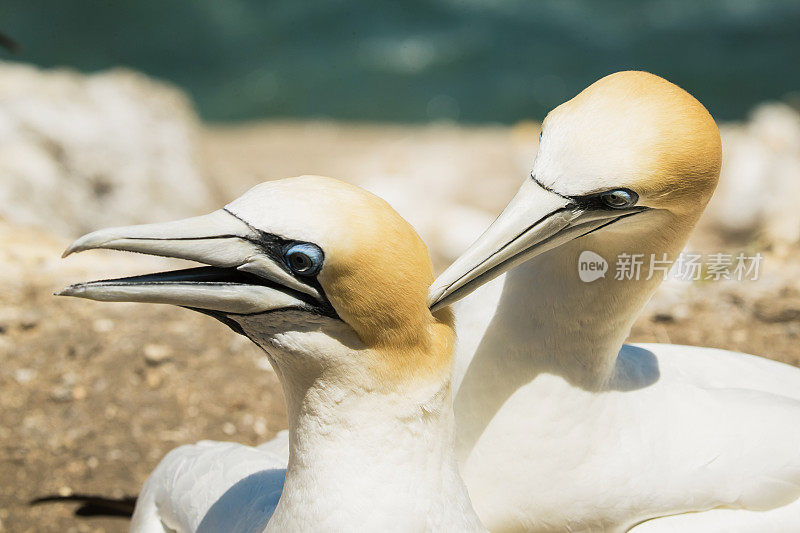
top-left (428, 178), bottom-right (647, 311)
top-left (58, 209), bottom-right (328, 318)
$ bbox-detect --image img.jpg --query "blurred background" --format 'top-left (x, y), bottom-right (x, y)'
top-left (4, 0), bottom-right (800, 122)
top-left (1, 2), bottom-right (799, 531)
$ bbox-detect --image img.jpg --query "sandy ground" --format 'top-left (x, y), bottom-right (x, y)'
top-left (2, 121), bottom-right (800, 532)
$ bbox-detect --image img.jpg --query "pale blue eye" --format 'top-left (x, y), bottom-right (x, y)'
top-left (601, 189), bottom-right (637, 209)
top-left (284, 243), bottom-right (323, 276)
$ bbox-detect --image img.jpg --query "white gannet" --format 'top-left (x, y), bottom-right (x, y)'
top-left (60, 176), bottom-right (486, 533)
top-left (428, 71), bottom-right (800, 531)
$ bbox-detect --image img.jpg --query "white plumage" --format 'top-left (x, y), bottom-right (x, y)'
top-left (132, 440), bottom-right (286, 532)
top-left (427, 71), bottom-right (800, 531)
top-left (61, 71), bottom-right (800, 532)
top-left (448, 269), bottom-right (800, 531)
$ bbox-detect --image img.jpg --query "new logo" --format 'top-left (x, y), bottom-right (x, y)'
top-left (578, 251), bottom-right (608, 282)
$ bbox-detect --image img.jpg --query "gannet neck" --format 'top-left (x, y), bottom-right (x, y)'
top-left (266, 360), bottom-right (483, 532)
top-left (502, 246), bottom-right (653, 387)
top-left (497, 209), bottom-right (691, 389)
top-left (451, 209), bottom-right (693, 467)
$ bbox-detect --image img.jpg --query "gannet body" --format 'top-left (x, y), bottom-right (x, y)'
top-left (61, 176), bottom-right (485, 533)
top-left (429, 71), bottom-right (800, 531)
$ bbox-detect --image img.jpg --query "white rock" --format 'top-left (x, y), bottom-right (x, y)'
top-left (0, 62), bottom-right (212, 237)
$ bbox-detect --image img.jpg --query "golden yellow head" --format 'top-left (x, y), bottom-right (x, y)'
top-left (537, 71), bottom-right (722, 216)
top-left (428, 72), bottom-right (723, 311)
top-left (225, 176), bottom-right (455, 380)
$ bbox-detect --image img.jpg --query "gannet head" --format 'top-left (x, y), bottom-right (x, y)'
top-left (429, 71), bottom-right (722, 310)
top-left (60, 176), bottom-right (454, 387)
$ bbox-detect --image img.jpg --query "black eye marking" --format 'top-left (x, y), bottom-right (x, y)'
top-left (221, 208), bottom-right (338, 318)
top-left (527, 179), bottom-right (640, 212)
top-left (567, 188), bottom-right (639, 211)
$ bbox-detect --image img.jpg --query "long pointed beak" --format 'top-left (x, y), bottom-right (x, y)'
top-left (428, 179), bottom-right (644, 311)
top-left (58, 209), bottom-right (325, 316)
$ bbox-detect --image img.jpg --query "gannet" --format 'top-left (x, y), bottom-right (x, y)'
top-left (429, 71), bottom-right (800, 531)
top-left (60, 176), bottom-right (486, 533)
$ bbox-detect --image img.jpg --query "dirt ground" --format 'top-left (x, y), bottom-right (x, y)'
top-left (2, 121), bottom-right (800, 532)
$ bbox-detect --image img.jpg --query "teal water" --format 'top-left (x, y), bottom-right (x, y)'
top-left (3, 0), bottom-right (799, 122)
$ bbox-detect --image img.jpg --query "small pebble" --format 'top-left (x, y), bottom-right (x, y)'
top-left (92, 319), bottom-right (114, 333)
top-left (222, 422), bottom-right (236, 435)
top-left (107, 449), bottom-right (123, 461)
top-left (19, 311), bottom-right (41, 330)
top-left (49, 387), bottom-right (73, 403)
top-left (58, 486), bottom-right (73, 497)
top-left (254, 418), bottom-right (268, 436)
top-left (144, 344), bottom-right (173, 366)
top-left (13, 368), bottom-right (36, 384)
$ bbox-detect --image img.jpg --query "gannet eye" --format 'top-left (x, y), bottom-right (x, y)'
top-left (284, 243), bottom-right (323, 276)
top-left (600, 189), bottom-right (637, 209)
